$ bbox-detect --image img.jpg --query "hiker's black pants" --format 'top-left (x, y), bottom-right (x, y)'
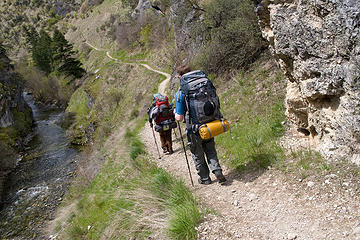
top-left (159, 129), bottom-right (173, 153)
top-left (189, 133), bottom-right (222, 181)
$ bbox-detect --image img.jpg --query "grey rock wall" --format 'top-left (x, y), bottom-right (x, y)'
top-left (0, 55), bottom-right (26, 128)
top-left (170, 0), bottom-right (203, 58)
top-left (0, 51), bottom-right (32, 204)
top-left (256, 0), bottom-right (360, 163)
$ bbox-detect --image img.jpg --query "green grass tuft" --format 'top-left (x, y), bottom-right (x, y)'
top-left (168, 203), bottom-right (201, 240)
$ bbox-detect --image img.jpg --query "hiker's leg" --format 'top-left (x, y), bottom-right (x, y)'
top-left (189, 133), bottom-right (210, 180)
top-left (167, 129), bottom-right (174, 153)
top-left (159, 131), bottom-right (167, 152)
top-left (203, 138), bottom-right (222, 172)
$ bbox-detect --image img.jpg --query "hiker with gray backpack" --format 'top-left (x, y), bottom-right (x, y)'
top-left (148, 93), bottom-right (177, 155)
top-left (174, 65), bottom-right (229, 185)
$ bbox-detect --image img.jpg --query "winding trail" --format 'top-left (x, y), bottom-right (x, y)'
top-left (86, 42), bottom-right (170, 95)
top-left (87, 43), bottom-right (360, 240)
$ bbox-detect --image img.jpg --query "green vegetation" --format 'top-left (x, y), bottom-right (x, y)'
top-left (59, 128), bottom-right (201, 239)
top-left (0, 107), bottom-right (32, 166)
top-left (0, 0), bottom-right (77, 55)
top-left (15, 61), bottom-right (73, 105)
top-left (215, 55), bottom-right (286, 171)
top-left (23, 26), bottom-right (85, 78)
top-left (193, 0), bottom-right (266, 73)
top-left (283, 150), bottom-right (330, 179)
top-left (0, 49), bottom-right (33, 169)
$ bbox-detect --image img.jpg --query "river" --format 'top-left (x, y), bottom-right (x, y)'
top-left (0, 93), bottom-right (78, 239)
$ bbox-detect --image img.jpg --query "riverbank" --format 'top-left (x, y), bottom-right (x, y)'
top-left (0, 94), bottom-right (78, 239)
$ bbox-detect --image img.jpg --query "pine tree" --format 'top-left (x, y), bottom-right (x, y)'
top-left (51, 28), bottom-right (74, 68)
top-left (58, 57), bottom-right (86, 79)
top-left (32, 29), bottom-right (53, 74)
top-left (22, 26), bottom-right (85, 78)
top-left (51, 28), bottom-right (85, 79)
top-left (23, 25), bottom-right (39, 49)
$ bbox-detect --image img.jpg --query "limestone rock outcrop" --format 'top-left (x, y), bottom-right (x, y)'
top-left (256, 0), bottom-right (360, 163)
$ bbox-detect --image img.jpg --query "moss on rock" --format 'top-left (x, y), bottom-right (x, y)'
top-left (65, 88), bottom-right (91, 145)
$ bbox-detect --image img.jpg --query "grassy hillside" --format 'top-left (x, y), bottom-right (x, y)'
top-left (0, 0), bottom-right (84, 56)
top-left (215, 54), bottom-right (286, 171)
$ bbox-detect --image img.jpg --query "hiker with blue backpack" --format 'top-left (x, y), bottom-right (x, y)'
top-left (148, 93), bottom-right (177, 155)
top-left (174, 65), bottom-right (229, 185)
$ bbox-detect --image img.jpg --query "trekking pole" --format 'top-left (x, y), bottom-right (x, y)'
top-left (151, 126), bottom-right (162, 159)
top-left (173, 125), bottom-right (178, 139)
top-left (177, 121), bottom-right (194, 187)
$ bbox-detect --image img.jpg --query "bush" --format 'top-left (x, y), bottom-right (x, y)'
top-left (15, 61), bottom-right (73, 105)
top-left (116, 9), bottom-right (171, 50)
top-left (194, 0), bottom-right (266, 73)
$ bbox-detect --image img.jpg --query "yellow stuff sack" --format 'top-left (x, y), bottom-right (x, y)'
top-left (199, 119), bottom-right (230, 140)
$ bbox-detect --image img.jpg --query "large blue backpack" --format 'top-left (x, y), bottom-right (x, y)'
top-left (180, 70), bottom-right (222, 131)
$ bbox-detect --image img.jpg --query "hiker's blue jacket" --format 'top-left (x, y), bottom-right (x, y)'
top-left (174, 90), bottom-right (185, 115)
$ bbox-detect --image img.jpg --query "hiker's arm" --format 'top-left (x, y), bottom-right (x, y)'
top-left (175, 113), bottom-right (184, 122)
top-left (150, 107), bottom-right (160, 121)
top-left (174, 91), bottom-right (185, 122)
top-left (148, 107), bottom-right (153, 127)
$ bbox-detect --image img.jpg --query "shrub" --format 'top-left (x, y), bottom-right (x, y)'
top-left (15, 61), bottom-right (73, 105)
top-left (116, 22), bottom-right (141, 49)
top-left (194, 0), bottom-right (266, 73)
top-left (116, 9), bottom-right (171, 50)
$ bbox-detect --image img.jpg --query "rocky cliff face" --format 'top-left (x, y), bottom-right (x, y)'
top-left (0, 48), bottom-right (32, 203)
top-left (169, 0), bottom-right (203, 58)
top-left (256, 0), bottom-right (360, 163)
top-left (0, 55), bottom-right (25, 129)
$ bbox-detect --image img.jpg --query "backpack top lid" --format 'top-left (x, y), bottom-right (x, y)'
top-left (153, 93), bottom-right (162, 101)
top-left (153, 93), bottom-right (165, 104)
top-left (153, 93), bottom-right (169, 107)
top-left (180, 70), bottom-right (206, 83)
top-left (180, 70), bottom-right (210, 95)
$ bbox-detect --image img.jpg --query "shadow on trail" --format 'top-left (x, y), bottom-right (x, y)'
top-left (171, 129), bottom-right (277, 185)
top-left (223, 152), bottom-right (277, 185)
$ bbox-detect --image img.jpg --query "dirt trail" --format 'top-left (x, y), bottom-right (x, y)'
top-left (85, 42), bottom-right (171, 94)
top-left (88, 43), bottom-right (360, 239)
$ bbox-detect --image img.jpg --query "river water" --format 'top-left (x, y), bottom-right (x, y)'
top-left (0, 94), bottom-right (78, 239)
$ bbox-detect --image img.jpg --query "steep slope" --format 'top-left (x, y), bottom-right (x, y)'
top-left (0, 0), bottom-right (83, 56)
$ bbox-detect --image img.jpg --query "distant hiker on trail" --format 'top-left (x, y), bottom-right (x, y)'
top-left (148, 93), bottom-right (177, 155)
top-left (174, 65), bottom-right (228, 185)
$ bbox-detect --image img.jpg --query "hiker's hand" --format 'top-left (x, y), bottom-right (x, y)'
top-left (150, 122), bottom-right (153, 128)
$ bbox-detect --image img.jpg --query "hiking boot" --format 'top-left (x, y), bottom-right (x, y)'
top-left (162, 147), bottom-right (168, 153)
top-left (214, 170), bottom-right (226, 183)
top-left (166, 146), bottom-right (174, 154)
top-left (198, 177), bottom-right (212, 185)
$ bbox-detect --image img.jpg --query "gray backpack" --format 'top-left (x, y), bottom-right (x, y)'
top-left (180, 70), bottom-right (222, 132)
